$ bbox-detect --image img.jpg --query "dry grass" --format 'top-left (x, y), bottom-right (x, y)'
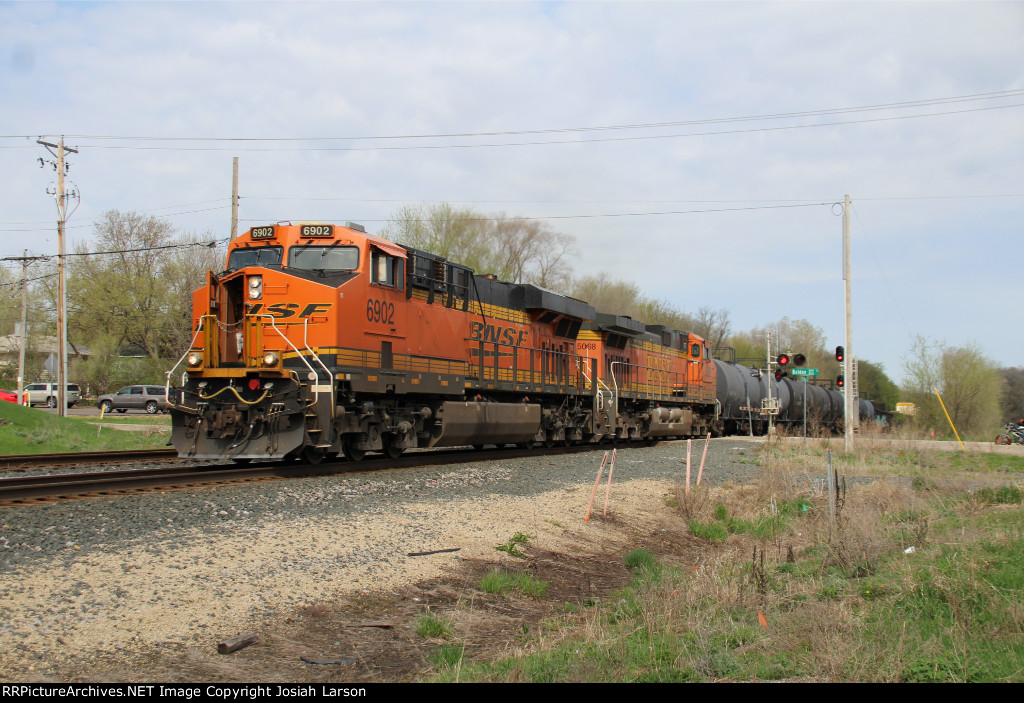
top-left (444, 439), bottom-right (1024, 682)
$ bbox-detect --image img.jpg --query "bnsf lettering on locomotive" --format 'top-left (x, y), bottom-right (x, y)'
top-left (469, 321), bottom-right (528, 347)
top-left (248, 302), bottom-right (333, 319)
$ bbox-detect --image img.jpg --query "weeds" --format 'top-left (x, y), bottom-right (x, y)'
top-left (495, 532), bottom-right (531, 559)
top-left (480, 569), bottom-right (550, 598)
top-left (432, 443), bottom-right (1024, 683)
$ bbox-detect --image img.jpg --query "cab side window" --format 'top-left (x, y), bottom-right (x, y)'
top-left (370, 250), bottom-right (403, 290)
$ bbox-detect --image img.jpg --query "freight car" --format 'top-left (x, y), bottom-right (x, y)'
top-left (167, 221), bottom-right (868, 462)
top-left (712, 358), bottom-right (874, 435)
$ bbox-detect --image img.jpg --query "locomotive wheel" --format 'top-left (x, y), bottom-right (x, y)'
top-left (302, 446), bottom-right (326, 465)
top-left (383, 441), bottom-right (404, 460)
top-left (342, 438), bottom-right (366, 462)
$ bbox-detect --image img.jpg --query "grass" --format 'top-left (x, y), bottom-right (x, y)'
top-left (416, 609), bottom-right (454, 640)
top-left (428, 439), bottom-right (1024, 682)
top-left (479, 569), bottom-right (549, 598)
top-left (0, 401), bottom-right (171, 454)
top-left (72, 414), bottom-right (171, 426)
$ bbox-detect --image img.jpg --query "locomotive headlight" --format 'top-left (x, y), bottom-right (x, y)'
top-left (262, 351), bottom-right (279, 366)
top-left (248, 275), bottom-right (263, 300)
top-left (186, 351), bottom-right (203, 367)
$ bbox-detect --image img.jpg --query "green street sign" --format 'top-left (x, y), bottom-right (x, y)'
top-left (791, 368), bottom-right (819, 377)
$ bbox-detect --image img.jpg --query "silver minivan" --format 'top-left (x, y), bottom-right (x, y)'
top-left (24, 382), bottom-right (82, 408)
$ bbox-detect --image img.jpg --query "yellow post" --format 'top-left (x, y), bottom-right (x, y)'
top-left (933, 386), bottom-right (965, 450)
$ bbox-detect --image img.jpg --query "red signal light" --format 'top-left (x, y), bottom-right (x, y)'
top-left (793, 353), bottom-right (806, 367)
top-left (835, 346), bottom-right (845, 362)
top-left (837, 375), bottom-right (845, 387)
top-left (777, 353), bottom-right (790, 367)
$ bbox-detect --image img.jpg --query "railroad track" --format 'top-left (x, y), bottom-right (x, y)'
top-left (0, 443), bottom-right (610, 506)
top-left (0, 448), bottom-right (180, 471)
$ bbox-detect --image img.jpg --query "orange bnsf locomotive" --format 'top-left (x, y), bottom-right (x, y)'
top-left (168, 221), bottom-right (720, 462)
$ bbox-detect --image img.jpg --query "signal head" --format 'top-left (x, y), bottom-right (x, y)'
top-left (837, 375), bottom-right (845, 387)
top-left (793, 353), bottom-right (806, 367)
top-left (835, 345), bottom-right (845, 362)
top-left (776, 353), bottom-right (790, 367)
top-left (774, 369), bottom-right (787, 381)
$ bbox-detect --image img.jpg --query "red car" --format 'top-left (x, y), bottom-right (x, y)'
top-left (0, 389), bottom-right (18, 404)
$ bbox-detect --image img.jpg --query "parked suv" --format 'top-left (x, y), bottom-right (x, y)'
top-left (24, 382), bottom-right (81, 408)
top-left (96, 385), bottom-right (170, 414)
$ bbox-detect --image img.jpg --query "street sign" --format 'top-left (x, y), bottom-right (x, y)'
top-left (791, 368), bottom-right (819, 377)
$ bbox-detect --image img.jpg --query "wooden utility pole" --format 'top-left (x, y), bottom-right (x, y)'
top-left (231, 157), bottom-right (239, 239)
top-left (843, 194), bottom-right (854, 452)
top-left (18, 250), bottom-right (28, 403)
top-left (37, 136), bottom-right (78, 417)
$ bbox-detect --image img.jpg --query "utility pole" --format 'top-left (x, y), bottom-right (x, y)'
top-left (843, 194), bottom-right (854, 452)
top-left (231, 157), bottom-right (239, 239)
top-left (37, 136), bottom-right (78, 417)
top-left (18, 250), bottom-right (28, 404)
top-left (2, 251), bottom-right (47, 405)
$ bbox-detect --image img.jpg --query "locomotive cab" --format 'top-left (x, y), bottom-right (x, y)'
top-left (170, 222), bottom-right (401, 461)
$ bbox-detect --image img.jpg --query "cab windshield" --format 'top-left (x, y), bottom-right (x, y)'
top-left (289, 245), bottom-right (359, 271)
top-left (226, 246), bottom-right (283, 272)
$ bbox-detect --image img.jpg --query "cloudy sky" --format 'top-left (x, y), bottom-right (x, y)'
top-left (2, 0), bottom-right (1022, 383)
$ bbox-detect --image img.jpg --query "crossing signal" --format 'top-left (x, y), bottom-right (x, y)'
top-left (835, 346), bottom-right (845, 362)
top-left (775, 369), bottom-right (787, 381)
top-left (837, 375), bottom-right (845, 387)
top-left (776, 353), bottom-right (790, 367)
top-left (793, 353), bottom-right (806, 367)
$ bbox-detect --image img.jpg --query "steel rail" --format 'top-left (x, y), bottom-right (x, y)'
top-left (0, 448), bottom-right (180, 471)
top-left (0, 442), bottom-right (617, 506)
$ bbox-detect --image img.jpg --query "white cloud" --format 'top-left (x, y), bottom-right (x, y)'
top-left (1, 0), bottom-right (1022, 382)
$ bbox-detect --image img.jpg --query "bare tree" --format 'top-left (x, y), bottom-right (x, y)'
top-left (692, 306), bottom-right (732, 348)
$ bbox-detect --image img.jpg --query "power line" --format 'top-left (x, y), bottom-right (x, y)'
top-left (239, 201), bottom-right (833, 225)
top-left (10, 88), bottom-right (1023, 143)
top-left (0, 204), bottom-right (231, 233)
top-left (3, 90), bottom-right (1021, 152)
top-left (245, 193), bottom-right (1024, 205)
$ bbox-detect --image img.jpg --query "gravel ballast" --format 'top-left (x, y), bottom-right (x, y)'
top-left (0, 438), bottom-right (766, 680)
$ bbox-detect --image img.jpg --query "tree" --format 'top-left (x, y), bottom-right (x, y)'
top-left (692, 306), bottom-right (732, 349)
top-left (382, 202), bottom-right (491, 271)
top-left (569, 273), bottom-right (644, 318)
top-left (901, 336), bottom-right (1002, 438)
top-left (857, 360), bottom-right (900, 412)
top-left (728, 317), bottom-right (829, 369)
top-left (938, 344), bottom-right (1004, 435)
top-left (67, 210), bottom-right (220, 361)
top-left (380, 203), bottom-right (576, 287)
top-left (999, 367), bottom-right (1024, 422)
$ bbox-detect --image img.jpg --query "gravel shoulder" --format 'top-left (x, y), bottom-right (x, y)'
top-left (0, 438), bottom-right (765, 682)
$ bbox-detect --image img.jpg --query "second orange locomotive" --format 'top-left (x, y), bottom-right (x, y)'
top-left (169, 222), bottom-right (717, 461)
